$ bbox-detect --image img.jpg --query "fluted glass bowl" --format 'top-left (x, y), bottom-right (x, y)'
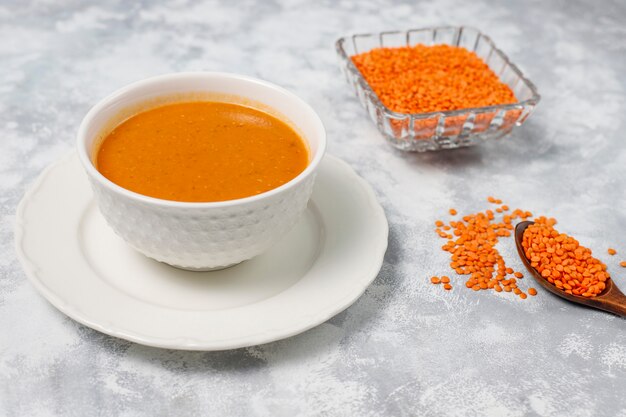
top-left (336, 27), bottom-right (540, 152)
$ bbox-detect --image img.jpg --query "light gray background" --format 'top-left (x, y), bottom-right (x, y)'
top-left (2, 0), bottom-right (626, 416)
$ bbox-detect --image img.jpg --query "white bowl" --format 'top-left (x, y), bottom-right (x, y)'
top-left (77, 72), bottom-right (326, 270)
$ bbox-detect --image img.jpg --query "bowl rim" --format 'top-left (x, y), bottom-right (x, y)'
top-left (77, 71), bottom-right (327, 208)
top-left (335, 25), bottom-right (541, 120)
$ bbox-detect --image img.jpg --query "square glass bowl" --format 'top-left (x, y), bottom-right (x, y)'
top-left (336, 27), bottom-right (540, 152)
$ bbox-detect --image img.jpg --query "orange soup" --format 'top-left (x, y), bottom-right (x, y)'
top-left (96, 101), bottom-right (309, 202)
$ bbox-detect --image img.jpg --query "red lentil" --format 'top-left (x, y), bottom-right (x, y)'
top-left (521, 217), bottom-right (610, 298)
top-left (430, 200), bottom-right (621, 302)
top-left (432, 197), bottom-right (533, 299)
top-left (351, 44), bottom-right (517, 114)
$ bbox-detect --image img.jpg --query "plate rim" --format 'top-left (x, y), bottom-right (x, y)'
top-left (15, 152), bottom-right (388, 350)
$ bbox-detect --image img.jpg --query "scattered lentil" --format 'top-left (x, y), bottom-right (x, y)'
top-left (430, 197), bottom-right (533, 299)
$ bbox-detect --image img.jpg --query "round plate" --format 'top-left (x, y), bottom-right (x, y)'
top-left (15, 153), bottom-right (388, 350)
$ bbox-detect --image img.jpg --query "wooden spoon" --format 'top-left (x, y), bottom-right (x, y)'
top-left (514, 221), bottom-right (626, 317)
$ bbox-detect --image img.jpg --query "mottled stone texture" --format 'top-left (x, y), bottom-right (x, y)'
top-left (1, 0), bottom-right (625, 416)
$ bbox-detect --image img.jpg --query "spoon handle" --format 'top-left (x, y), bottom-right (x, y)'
top-left (599, 302), bottom-right (626, 318)
top-left (595, 284), bottom-right (626, 317)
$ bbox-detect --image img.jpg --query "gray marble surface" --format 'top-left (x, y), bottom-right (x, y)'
top-left (2, 0), bottom-right (626, 415)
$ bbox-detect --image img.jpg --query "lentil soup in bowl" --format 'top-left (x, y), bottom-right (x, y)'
top-left (77, 72), bottom-right (326, 271)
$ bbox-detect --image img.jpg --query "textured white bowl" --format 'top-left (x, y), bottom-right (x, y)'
top-left (77, 72), bottom-right (326, 270)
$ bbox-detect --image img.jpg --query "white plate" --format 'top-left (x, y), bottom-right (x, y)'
top-left (15, 153), bottom-right (388, 350)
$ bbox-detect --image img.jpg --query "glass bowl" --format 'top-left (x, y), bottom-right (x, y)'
top-left (336, 26), bottom-right (540, 152)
